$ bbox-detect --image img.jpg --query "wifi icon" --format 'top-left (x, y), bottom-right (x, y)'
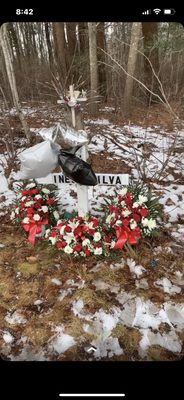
top-left (153, 8), bottom-right (161, 14)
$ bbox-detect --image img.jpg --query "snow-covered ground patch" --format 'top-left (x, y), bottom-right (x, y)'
top-left (5, 311), bottom-right (26, 325)
top-left (48, 325), bottom-right (76, 354)
top-left (154, 278), bottom-right (181, 294)
top-left (127, 258), bottom-right (146, 278)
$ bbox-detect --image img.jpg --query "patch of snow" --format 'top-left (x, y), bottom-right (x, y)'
top-left (59, 288), bottom-right (74, 301)
top-left (139, 329), bottom-right (182, 358)
top-left (90, 337), bottom-right (123, 359)
top-left (83, 309), bottom-right (119, 341)
top-left (71, 299), bottom-right (84, 316)
top-left (155, 278), bottom-right (181, 294)
top-left (153, 245), bottom-right (173, 254)
top-left (34, 300), bottom-right (43, 305)
top-left (5, 311), bottom-right (26, 325)
top-left (132, 298), bottom-right (172, 329)
top-left (86, 118), bottom-right (110, 125)
top-left (49, 325), bottom-right (76, 354)
top-left (110, 260), bottom-right (125, 270)
top-left (164, 303), bottom-right (184, 331)
top-left (10, 346), bottom-right (48, 361)
top-left (135, 278), bottom-right (149, 290)
top-left (127, 258), bottom-right (146, 278)
top-left (93, 280), bottom-right (120, 294)
top-left (51, 278), bottom-right (62, 285)
top-left (3, 332), bottom-right (14, 344)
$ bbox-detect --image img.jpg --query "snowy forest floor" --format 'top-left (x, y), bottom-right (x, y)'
top-left (0, 101), bottom-right (184, 361)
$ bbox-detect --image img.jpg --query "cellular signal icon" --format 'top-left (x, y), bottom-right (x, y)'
top-left (142, 10), bottom-right (151, 15)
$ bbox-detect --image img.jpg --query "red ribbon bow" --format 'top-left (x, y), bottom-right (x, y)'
top-left (114, 226), bottom-right (141, 250)
top-left (22, 219), bottom-right (48, 245)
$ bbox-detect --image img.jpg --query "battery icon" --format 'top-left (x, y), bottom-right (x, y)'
top-left (163, 9), bottom-right (176, 15)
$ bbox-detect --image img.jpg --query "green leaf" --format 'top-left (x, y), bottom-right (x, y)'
top-left (63, 212), bottom-right (73, 220)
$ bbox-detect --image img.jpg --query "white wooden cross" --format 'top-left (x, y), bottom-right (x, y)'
top-left (57, 85), bottom-right (89, 217)
top-left (37, 85), bottom-right (129, 216)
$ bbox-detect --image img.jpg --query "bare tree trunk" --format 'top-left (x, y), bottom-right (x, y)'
top-left (142, 22), bottom-right (160, 102)
top-left (88, 22), bottom-right (98, 114)
top-left (78, 22), bottom-right (88, 54)
top-left (53, 22), bottom-right (67, 86)
top-left (0, 24), bottom-right (30, 141)
top-left (45, 22), bottom-right (54, 68)
top-left (97, 22), bottom-right (107, 99)
top-left (66, 23), bottom-right (77, 60)
top-left (123, 22), bottom-right (141, 116)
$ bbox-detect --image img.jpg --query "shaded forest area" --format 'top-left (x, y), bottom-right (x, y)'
top-left (1, 22), bottom-right (184, 126)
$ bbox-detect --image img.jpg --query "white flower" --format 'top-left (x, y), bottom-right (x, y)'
top-left (25, 201), bottom-right (34, 207)
top-left (53, 210), bottom-right (60, 220)
top-left (115, 220), bottom-right (122, 226)
top-left (138, 194), bottom-right (148, 204)
top-left (15, 207), bottom-right (19, 214)
top-left (132, 202), bottom-right (139, 208)
top-left (121, 200), bottom-right (125, 206)
top-left (42, 188), bottom-right (50, 194)
top-left (41, 206), bottom-right (48, 213)
top-left (33, 214), bottom-right (40, 221)
top-left (86, 221), bottom-right (94, 229)
top-left (57, 219), bottom-right (62, 225)
top-left (142, 218), bottom-right (149, 227)
top-left (122, 209), bottom-right (131, 217)
top-left (94, 247), bottom-right (103, 255)
top-left (82, 238), bottom-right (90, 247)
top-left (64, 245), bottom-right (73, 254)
top-left (94, 232), bottom-right (101, 242)
top-left (68, 220), bottom-right (79, 229)
top-left (26, 182), bottom-right (36, 189)
top-left (49, 236), bottom-right (57, 245)
top-left (63, 233), bottom-right (74, 244)
top-left (21, 196), bottom-right (26, 202)
top-left (10, 211), bottom-right (15, 220)
top-left (130, 221), bottom-right (137, 230)
top-left (22, 217), bottom-right (29, 224)
top-left (147, 218), bottom-right (157, 230)
top-left (35, 194), bottom-right (42, 200)
top-left (119, 187), bottom-right (127, 196)
top-left (106, 214), bottom-right (114, 224)
top-left (110, 241), bottom-right (116, 249)
top-left (45, 229), bottom-right (50, 238)
top-left (60, 225), bottom-right (66, 235)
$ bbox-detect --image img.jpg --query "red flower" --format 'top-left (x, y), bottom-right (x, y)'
top-left (92, 218), bottom-right (99, 228)
top-left (94, 242), bottom-right (101, 248)
top-left (82, 224), bottom-right (89, 232)
top-left (56, 241), bottom-right (66, 249)
top-left (109, 205), bottom-right (115, 213)
top-left (104, 235), bottom-right (111, 243)
top-left (50, 230), bottom-right (57, 237)
top-left (132, 213), bottom-right (141, 222)
top-left (88, 229), bottom-right (95, 236)
top-left (46, 198), bottom-right (55, 206)
top-left (124, 192), bottom-right (132, 206)
top-left (122, 218), bottom-right (130, 226)
top-left (26, 207), bottom-right (34, 216)
top-left (64, 225), bottom-right (72, 233)
top-left (74, 226), bottom-right (82, 236)
top-left (139, 208), bottom-right (148, 217)
top-left (73, 244), bottom-right (82, 252)
top-left (84, 249), bottom-right (90, 257)
top-left (31, 189), bottom-right (39, 195)
top-left (21, 190), bottom-right (30, 196)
